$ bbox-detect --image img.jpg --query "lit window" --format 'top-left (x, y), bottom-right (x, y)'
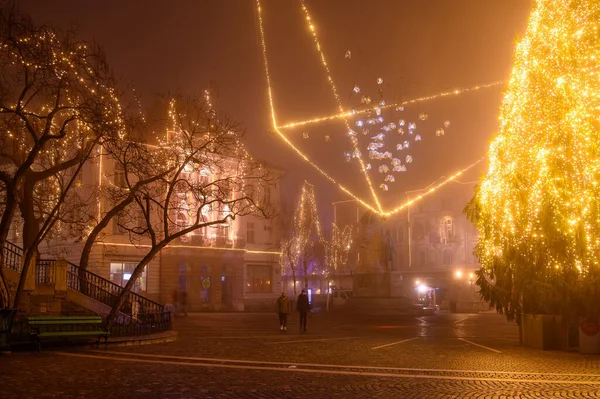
top-left (439, 216), bottom-right (454, 244)
top-left (110, 261), bottom-right (146, 292)
top-left (247, 264), bottom-right (271, 292)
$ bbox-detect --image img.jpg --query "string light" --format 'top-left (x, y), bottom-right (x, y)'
top-left (298, 0), bottom-right (382, 213)
top-left (255, 0), bottom-right (380, 215)
top-left (324, 223), bottom-right (353, 277)
top-left (255, 0), bottom-right (493, 216)
top-left (102, 242), bottom-right (281, 255)
top-left (277, 81), bottom-right (505, 131)
top-left (383, 158), bottom-right (484, 217)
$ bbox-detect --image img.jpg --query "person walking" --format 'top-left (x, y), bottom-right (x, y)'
top-left (276, 292), bottom-right (289, 331)
top-left (297, 289), bottom-right (310, 332)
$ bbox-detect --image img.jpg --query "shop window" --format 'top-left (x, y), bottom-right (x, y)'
top-left (247, 222), bottom-right (255, 244)
top-left (110, 261), bottom-right (146, 292)
top-left (443, 249), bottom-right (453, 265)
top-left (247, 264), bottom-right (271, 292)
top-left (439, 216), bottom-right (454, 244)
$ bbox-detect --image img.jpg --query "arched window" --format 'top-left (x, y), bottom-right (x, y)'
top-left (443, 249), bottom-right (453, 265)
top-left (439, 216), bottom-right (454, 244)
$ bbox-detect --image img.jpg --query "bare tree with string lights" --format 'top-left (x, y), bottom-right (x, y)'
top-left (0, 4), bottom-right (124, 308)
top-left (279, 181), bottom-right (323, 301)
top-left (104, 95), bottom-right (278, 324)
top-left (324, 223), bottom-right (352, 311)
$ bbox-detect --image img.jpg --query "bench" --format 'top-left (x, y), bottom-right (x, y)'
top-left (27, 316), bottom-right (110, 351)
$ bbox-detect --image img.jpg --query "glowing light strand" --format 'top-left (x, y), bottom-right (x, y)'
top-left (255, 0), bottom-right (489, 217)
top-left (298, 0), bottom-right (383, 213)
top-left (255, 0), bottom-right (380, 214)
top-left (277, 81), bottom-right (505, 130)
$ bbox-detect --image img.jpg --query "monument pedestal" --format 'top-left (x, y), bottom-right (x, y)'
top-left (344, 271), bottom-right (412, 314)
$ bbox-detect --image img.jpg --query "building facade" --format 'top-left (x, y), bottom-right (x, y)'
top-left (333, 179), bottom-right (484, 310)
top-left (30, 144), bottom-right (283, 312)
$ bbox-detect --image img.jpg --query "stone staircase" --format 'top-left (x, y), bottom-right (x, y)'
top-left (2, 241), bottom-right (164, 317)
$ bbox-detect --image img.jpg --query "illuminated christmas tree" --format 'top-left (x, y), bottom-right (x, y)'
top-left (469, 0), bottom-right (600, 321)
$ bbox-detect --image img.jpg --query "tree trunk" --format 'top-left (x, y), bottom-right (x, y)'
top-left (292, 268), bottom-right (297, 302)
top-left (106, 243), bottom-right (164, 325)
top-left (0, 184), bottom-right (17, 308)
top-left (79, 196), bottom-right (134, 270)
top-left (20, 174), bottom-right (39, 252)
top-left (12, 247), bottom-right (35, 309)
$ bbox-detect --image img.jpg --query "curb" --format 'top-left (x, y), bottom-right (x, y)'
top-left (95, 330), bottom-right (178, 348)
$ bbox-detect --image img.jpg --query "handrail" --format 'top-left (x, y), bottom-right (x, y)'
top-left (67, 262), bottom-right (164, 315)
top-left (3, 241), bottom-right (23, 272)
top-left (2, 241), bottom-right (163, 316)
top-left (36, 259), bottom-right (56, 285)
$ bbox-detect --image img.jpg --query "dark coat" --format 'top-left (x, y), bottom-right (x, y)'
top-left (297, 293), bottom-right (310, 312)
top-left (276, 295), bottom-right (289, 314)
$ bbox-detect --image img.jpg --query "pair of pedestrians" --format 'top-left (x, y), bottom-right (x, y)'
top-left (276, 289), bottom-right (310, 332)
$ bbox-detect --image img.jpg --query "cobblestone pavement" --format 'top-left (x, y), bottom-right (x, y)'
top-left (2, 311), bottom-right (600, 398)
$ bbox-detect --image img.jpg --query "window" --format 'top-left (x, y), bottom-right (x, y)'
top-left (114, 163), bottom-right (126, 187)
top-left (412, 222), bottom-right (425, 240)
top-left (247, 264), bottom-right (271, 292)
top-left (443, 249), bottom-right (453, 265)
top-left (247, 222), bottom-right (255, 244)
top-left (439, 216), bottom-right (454, 244)
top-left (263, 186), bottom-right (271, 206)
top-left (112, 213), bottom-right (125, 235)
top-left (418, 250), bottom-right (426, 266)
top-left (429, 251), bottom-right (437, 265)
top-left (199, 168), bottom-right (210, 185)
top-left (110, 261), bottom-right (146, 292)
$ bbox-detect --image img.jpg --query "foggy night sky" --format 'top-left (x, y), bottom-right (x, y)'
top-left (18, 0), bottom-right (532, 220)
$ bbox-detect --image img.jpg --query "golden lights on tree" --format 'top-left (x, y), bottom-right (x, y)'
top-left (324, 223), bottom-right (352, 278)
top-left (472, 0), bottom-right (600, 319)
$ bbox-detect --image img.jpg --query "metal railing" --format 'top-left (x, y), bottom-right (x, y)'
top-left (2, 241), bottom-right (164, 317)
top-left (3, 241), bottom-right (23, 272)
top-left (36, 259), bottom-right (56, 285)
top-left (66, 262), bottom-right (164, 315)
top-left (109, 311), bottom-right (173, 337)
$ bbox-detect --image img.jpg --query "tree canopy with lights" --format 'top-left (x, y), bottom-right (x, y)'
top-left (469, 0), bottom-right (600, 321)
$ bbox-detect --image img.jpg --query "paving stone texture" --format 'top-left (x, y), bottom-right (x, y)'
top-left (2, 311), bottom-right (600, 398)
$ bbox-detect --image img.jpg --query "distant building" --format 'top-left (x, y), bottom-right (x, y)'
top-left (333, 178), bottom-right (485, 311)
